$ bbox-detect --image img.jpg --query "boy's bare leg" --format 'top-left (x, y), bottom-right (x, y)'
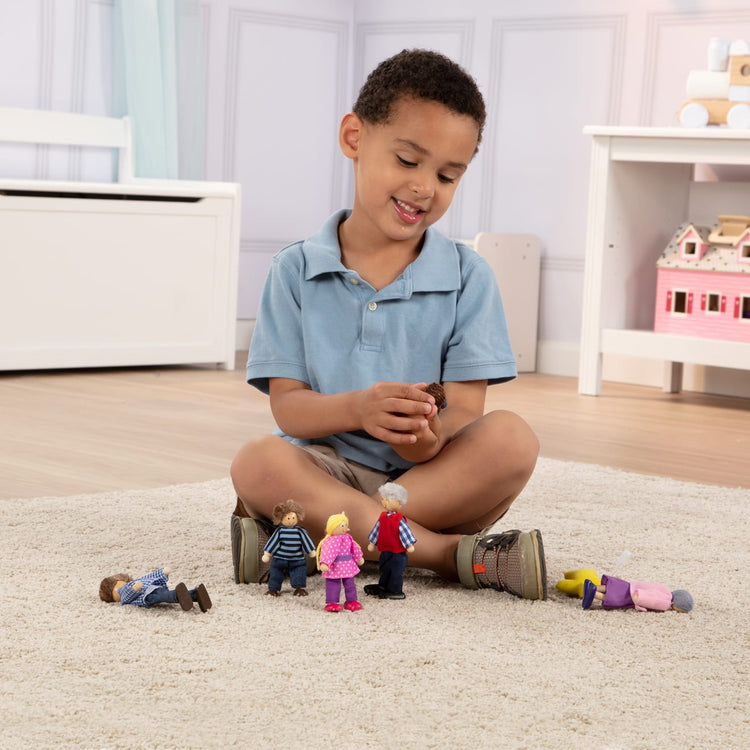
top-left (230, 410), bottom-right (538, 581)
top-left (231, 436), bottom-right (461, 579)
top-left (396, 410), bottom-right (539, 534)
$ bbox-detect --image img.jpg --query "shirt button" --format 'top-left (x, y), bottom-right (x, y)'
top-left (368, 302), bottom-right (378, 311)
top-left (349, 277), bottom-right (359, 285)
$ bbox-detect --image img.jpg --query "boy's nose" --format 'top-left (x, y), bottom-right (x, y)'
top-left (409, 177), bottom-right (435, 198)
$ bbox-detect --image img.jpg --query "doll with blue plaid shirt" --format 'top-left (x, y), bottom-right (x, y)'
top-left (99, 567), bottom-right (212, 612)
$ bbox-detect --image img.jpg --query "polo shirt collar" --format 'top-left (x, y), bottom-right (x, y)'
top-left (302, 210), bottom-right (461, 292)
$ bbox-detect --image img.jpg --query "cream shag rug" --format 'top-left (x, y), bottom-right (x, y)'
top-left (1, 458), bottom-right (748, 750)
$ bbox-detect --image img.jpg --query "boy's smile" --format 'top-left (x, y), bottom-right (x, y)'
top-left (339, 97), bottom-right (479, 252)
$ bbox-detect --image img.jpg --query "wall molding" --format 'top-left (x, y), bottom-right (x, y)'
top-left (223, 8), bottom-right (349, 220)
top-left (541, 256), bottom-right (583, 274)
top-left (482, 14), bottom-right (626, 232)
top-left (35, 0), bottom-right (55, 179)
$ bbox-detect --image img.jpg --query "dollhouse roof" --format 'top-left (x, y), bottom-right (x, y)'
top-left (656, 222), bottom-right (750, 274)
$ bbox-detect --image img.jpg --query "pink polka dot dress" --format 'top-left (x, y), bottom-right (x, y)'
top-left (319, 534), bottom-right (363, 579)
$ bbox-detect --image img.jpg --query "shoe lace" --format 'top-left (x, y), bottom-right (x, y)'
top-left (475, 530), bottom-right (521, 592)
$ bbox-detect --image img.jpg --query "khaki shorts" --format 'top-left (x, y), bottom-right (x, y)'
top-left (300, 444), bottom-right (390, 498)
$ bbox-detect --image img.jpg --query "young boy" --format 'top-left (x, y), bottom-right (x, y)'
top-left (231, 49), bottom-right (546, 599)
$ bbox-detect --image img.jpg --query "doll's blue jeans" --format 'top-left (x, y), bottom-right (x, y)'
top-left (268, 557), bottom-right (307, 591)
top-left (143, 586), bottom-right (194, 606)
top-left (378, 551), bottom-right (408, 593)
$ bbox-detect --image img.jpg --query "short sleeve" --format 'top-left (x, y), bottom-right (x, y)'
top-left (246, 250), bottom-right (310, 394)
top-left (442, 252), bottom-right (517, 384)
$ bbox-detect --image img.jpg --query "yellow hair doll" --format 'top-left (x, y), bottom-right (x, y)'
top-left (316, 512), bottom-right (364, 612)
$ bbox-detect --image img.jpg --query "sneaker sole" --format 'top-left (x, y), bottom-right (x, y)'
top-left (520, 529), bottom-right (547, 601)
top-left (231, 514), bottom-right (271, 584)
top-left (230, 514), bottom-right (246, 584)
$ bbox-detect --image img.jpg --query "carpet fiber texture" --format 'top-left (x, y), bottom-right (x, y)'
top-left (1, 457), bottom-right (748, 749)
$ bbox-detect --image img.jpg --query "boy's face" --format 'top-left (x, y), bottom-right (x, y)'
top-left (342, 97), bottom-right (479, 244)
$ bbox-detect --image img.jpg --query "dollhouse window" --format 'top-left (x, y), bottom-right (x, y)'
top-left (706, 292), bottom-right (721, 314)
top-left (683, 241), bottom-right (697, 256)
top-left (742, 296), bottom-right (750, 320)
top-left (672, 290), bottom-right (688, 314)
top-left (739, 242), bottom-right (750, 262)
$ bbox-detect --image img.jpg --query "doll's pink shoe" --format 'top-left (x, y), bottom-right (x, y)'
top-left (344, 601), bottom-right (362, 612)
top-left (325, 603), bottom-right (343, 612)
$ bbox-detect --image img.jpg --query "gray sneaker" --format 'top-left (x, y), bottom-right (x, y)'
top-left (230, 513), bottom-right (272, 584)
top-left (456, 529), bottom-right (547, 600)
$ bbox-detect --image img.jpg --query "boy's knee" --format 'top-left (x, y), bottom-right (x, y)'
top-left (230, 434), bottom-right (287, 492)
top-left (484, 410), bottom-right (539, 470)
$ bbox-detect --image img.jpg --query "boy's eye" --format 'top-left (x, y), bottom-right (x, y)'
top-left (397, 155), bottom-right (417, 167)
top-left (438, 174), bottom-right (457, 184)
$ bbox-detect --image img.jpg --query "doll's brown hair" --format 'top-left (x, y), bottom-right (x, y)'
top-left (271, 499), bottom-right (305, 525)
top-left (99, 573), bottom-right (132, 602)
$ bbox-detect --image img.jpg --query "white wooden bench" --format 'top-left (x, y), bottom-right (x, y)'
top-left (0, 107), bottom-right (241, 370)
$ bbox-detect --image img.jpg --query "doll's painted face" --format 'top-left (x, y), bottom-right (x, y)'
top-left (281, 511), bottom-right (298, 527)
top-left (332, 520), bottom-right (349, 535)
top-left (111, 580), bottom-right (127, 602)
top-left (381, 496), bottom-right (402, 512)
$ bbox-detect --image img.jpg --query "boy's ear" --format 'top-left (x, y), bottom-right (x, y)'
top-left (339, 112), bottom-right (363, 158)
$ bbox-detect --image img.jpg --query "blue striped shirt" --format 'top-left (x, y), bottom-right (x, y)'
top-left (264, 525), bottom-right (315, 560)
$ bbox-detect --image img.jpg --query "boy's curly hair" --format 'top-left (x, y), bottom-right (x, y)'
top-left (99, 573), bottom-right (132, 602)
top-left (353, 49), bottom-right (486, 145)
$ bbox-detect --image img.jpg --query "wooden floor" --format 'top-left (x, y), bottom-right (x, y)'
top-left (1, 356), bottom-right (748, 500)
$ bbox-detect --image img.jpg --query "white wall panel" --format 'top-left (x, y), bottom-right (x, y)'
top-left (482, 15), bottom-right (625, 346)
top-left (0, 0), bottom-right (45, 177)
top-left (77, 0), bottom-right (116, 181)
top-left (223, 10), bottom-right (348, 242)
top-left (237, 241), bottom-right (276, 320)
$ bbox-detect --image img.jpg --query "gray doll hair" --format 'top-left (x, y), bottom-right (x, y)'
top-left (378, 482), bottom-right (408, 505)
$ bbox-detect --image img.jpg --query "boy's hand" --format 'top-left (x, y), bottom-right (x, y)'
top-left (358, 382), bottom-right (436, 445)
top-left (389, 404), bottom-right (443, 463)
top-left (388, 380), bottom-right (487, 464)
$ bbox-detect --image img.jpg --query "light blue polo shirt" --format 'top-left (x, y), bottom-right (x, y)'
top-left (247, 209), bottom-right (516, 473)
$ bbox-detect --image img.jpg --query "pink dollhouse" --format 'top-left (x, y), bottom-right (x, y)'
top-left (654, 215), bottom-right (750, 342)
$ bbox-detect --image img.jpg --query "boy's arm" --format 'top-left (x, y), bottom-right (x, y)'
top-left (390, 380), bottom-right (487, 464)
top-left (269, 378), bottom-right (435, 446)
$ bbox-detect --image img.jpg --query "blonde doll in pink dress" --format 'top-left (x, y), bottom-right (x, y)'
top-left (317, 512), bottom-right (364, 612)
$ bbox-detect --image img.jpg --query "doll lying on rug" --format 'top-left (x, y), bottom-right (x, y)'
top-left (582, 574), bottom-right (693, 613)
top-left (99, 567), bottom-right (212, 612)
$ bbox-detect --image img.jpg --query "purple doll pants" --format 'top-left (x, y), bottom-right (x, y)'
top-left (325, 577), bottom-right (357, 604)
top-left (601, 574), bottom-right (634, 609)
